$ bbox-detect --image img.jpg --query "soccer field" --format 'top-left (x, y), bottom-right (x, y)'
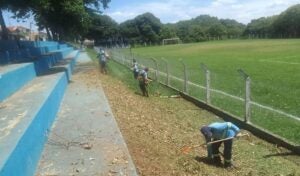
top-left (119, 39), bottom-right (300, 144)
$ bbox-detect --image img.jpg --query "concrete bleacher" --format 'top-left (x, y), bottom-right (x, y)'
top-left (0, 40), bottom-right (74, 66)
top-left (36, 53), bottom-right (138, 176)
top-left (0, 72), bottom-right (68, 176)
top-left (0, 40), bottom-right (80, 176)
top-left (0, 41), bottom-right (137, 175)
top-left (0, 51), bottom-right (9, 65)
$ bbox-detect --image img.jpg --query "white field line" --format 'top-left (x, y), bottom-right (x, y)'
top-left (259, 59), bottom-right (300, 65)
top-left (113, 53), bottom-right (300, 121)
top-left (250, 102), bottom-right (300, 121)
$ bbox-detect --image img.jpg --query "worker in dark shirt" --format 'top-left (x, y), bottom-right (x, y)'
top-left (138, 67), bottom-right (150, 97)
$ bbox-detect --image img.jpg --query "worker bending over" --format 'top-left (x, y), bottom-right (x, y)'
top-left (200, 122), bottom-right (240, 168)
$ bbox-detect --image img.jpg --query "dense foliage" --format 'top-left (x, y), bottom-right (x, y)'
top-left (243, 4), bottom-right (300, 38)
top-left (0, 0), bottom-right (110, 40)
top-left (85, 14), bottom-right (118, 46)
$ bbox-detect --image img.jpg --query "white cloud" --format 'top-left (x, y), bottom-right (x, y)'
top-left (105, 0), bottom-right (300, 24)
top-left (212, 0), bottom-right (239, 6)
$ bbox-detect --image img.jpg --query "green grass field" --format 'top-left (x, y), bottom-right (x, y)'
top-left (115, 39), bottom-right (300, 144)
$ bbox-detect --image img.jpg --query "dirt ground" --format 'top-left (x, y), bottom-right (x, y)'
top-left (82, 64), bottom-right (300, 176)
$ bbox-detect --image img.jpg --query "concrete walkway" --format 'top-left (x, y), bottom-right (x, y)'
top-left (36, 52), bottom-right (138, 176)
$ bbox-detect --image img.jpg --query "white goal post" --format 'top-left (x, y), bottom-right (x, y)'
top-left (162, 38), bottom-right (181, 45)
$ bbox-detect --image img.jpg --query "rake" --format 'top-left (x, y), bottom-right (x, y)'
top-left (181, 133), bottom-right (249, 154)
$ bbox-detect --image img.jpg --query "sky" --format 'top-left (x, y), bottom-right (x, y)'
top-left (3, 11), bottom-right (39, 31)
top-left (103, 0), bottom-right (300, 24)
top-left (3, 0), bottom-right (300, 30)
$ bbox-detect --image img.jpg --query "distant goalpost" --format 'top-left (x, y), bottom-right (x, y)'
top-left (162, 38), bottom-right (181, 45)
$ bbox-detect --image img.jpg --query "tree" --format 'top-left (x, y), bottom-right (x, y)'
top-left (174, 15), bottom-right (237, 42)
top-left (119, 12), bottom-right (162, 45)
top-left (36, 0), bottom-right (91, 40)
top-left (244, 16), bottom-right (276, 38)
top-left (273, 4), bottom-right (300, 38)
top-left (175, 20), bottom-right (191, 42)
top-left (85, 14), bottom-right (118, 46)
top-left (0, 0), bottom-right (31, 40)
top-left (187, 25), bottom-right (206, 42)
top-left (159, 25), bottom-right (177, 40)
top-left (1, 0), bottom-right (111, 41)
top-left (207, 24), bottom-right (227, 40)
top-left (0, 9), bottom-right (9, 39)
top-left (220, 19), bottom-right (245, 39)
top-left (119, 19), bottom-right (141, 45)
top-left (135, 13), bottom-right (162, 44)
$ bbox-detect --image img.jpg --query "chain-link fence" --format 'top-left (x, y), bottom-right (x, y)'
top-left (109, 48), bottom-right (300, 145)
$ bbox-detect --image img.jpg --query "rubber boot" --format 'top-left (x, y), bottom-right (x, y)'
top-left (224, 160), bottom-right (233, 168)
top-left (213, 156), bottom-right (222, 167)
top-left (207, 144), bottom-right (213, 159)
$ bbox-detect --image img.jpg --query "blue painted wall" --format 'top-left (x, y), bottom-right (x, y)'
top-left (0, 40), bottom-right (18, 50)
top-left (0, 73), bottom-right (68, 176)
top-left (0, 64), bottom-right (36, 101)
top-left (0, 51), bottom-right (10, 65)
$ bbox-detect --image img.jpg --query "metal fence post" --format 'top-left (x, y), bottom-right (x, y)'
top-left (238, 69), bottom-right (251, 123)
top-left (122, 55), bottom-right (125, 65)
top-left (180, 59), bottom-right (188, 93)
top-left (150, 58), bottom-right (158, 81)
top-left (161, 58), bottom-right (170, 86)
top-left (132, 52), bottom-right (135, 62)
top-left (126, 56), bottom-right (130, 68)
top-left (201, 63), bottom-right (211, 104)
top-left (125, 56), bottom-right (129, 67)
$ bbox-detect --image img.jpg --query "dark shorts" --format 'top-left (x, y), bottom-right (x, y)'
top-left (133, 71), bottom-right (139, 79)
top-left (100, 61), bottom-right (106, 68)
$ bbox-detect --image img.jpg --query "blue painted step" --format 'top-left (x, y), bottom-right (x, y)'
top-left (0, 63), bottom-right (36, 101)
top-left (0, 72), bottom-right (68, 176)
top-left (51, 50), bottom-right (80, 81)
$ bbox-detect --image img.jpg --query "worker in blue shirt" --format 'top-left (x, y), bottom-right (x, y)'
top-left (200, 122), bottom-right (240, 168)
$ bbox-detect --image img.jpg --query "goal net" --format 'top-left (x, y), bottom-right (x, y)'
top-left (162, 38), bottom-right (181, 45)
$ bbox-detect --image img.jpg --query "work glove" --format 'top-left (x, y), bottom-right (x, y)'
top-left (235, 133), bottom-right (243, 139)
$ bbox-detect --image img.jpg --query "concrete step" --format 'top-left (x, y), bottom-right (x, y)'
top-left (36, 53), bottom-right (138, 176)
top-left (50, 47), bottom-right (74, 59)
top-left (50, 50), bottom-right (80, 81)
top-left (0, 63), bottom-right (36, 101)
top-left (34, 48), bottom-right (76, 75)
top-left (0, 72), bottom-right (68, 176)
top-left (58, 44), bottom-right (69, 49)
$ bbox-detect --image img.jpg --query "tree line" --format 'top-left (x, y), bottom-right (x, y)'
top-left (115, 4), bottom-right (300, 46)
top-left (91, 4), bottom-right (300, 46)
top-left (1, 2), bottom-right (300, 45)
